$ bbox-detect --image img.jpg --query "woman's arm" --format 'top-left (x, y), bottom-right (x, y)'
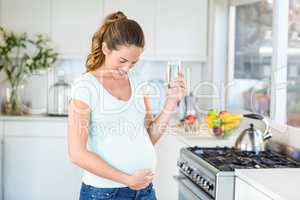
top-left (68, 99), bottom-right (154, 190)
top-left (144, 96), bottom-right (178, 145)
top-left (144, 72), bottom-right (187, 145)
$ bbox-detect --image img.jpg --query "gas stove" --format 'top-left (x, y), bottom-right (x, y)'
top-left (177, 146), bottom-right (300, 200)
top-left (189, 147), bottom-right (300, 171)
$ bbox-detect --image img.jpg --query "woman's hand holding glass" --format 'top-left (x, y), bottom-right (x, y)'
top-left (165, 71), bottom-right (187, 111)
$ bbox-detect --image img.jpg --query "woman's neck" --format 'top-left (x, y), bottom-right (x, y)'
top-left (92, 66), bottom-right (129, 80)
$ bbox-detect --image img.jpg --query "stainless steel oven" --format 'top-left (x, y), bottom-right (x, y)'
top-left (176, 172), bottom-right (213, 200)
top-left (177, 145), bottom-right (300, 200)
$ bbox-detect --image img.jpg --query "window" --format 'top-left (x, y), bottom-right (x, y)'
top-left (287, 0), bottom-right (300, 127)
top-left (228, 1), bottom-right (273, 116)
top-left (228, 0), bottom-right (300, 128)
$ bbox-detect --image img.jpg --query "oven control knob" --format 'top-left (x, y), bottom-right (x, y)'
top-left (192, 174), bottom-right (197, 180)
top-left (196, 175), bottom-right (201, 182)
top-left (203, 185), bottom-right (209, 189)
top-left (178, 161), bottom-right (184, 168)
top-left (187, 168), bottom-right (193, 174)
top-left (183, 165), bottom-right (188, 171)
top-left (198, 177), bottom-right (204, 185)
top-left (208, 184), bottom-right (214, 191)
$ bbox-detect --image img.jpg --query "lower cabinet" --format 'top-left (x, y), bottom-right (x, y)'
top-left (154, 134), bottom-right (188, 200)
top-left (1, 119), bottom-right (189, 200)
top-left (235, 177), bottom-right (272, 200)
top-left (3, 120), bottom-right (82, 200)
top-left (0, 121), bottom-right (3, 200)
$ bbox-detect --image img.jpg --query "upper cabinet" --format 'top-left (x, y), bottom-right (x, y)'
top-left (0, 0), bottom-right (51, 36)
top-left (104, 0), bottom-right (208, 61)
top-left (155, 0), bottom-right (208, 61)
top-left (103, 0), bottom-right (155, 58)
top-left (0, 0), bottom-right (208, 61)
top-left (51, 0), bottom-right (103, 59)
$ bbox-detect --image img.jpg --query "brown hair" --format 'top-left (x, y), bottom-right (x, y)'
top-left (85, 11), bottom-right (145, 72)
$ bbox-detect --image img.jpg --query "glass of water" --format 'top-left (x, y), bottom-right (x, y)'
top-left (166, 60), bottom-right (182, 89)
top-left (166, 60), bottom-right (183, 109)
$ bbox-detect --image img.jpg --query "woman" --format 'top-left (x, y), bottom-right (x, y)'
top-left (68, 11), bottom-right (186, 200)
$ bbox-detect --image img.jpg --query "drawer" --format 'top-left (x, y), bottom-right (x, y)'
top-left (4, 121), bottom-right (67, 137)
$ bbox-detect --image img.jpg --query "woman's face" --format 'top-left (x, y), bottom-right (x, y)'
top-left (103, 44), bottom-right (143, 74)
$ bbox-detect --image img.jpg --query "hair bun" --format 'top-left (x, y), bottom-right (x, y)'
top-left (106, 11), bottom-right (127, 24)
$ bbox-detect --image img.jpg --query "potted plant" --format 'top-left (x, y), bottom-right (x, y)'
top-left (0, 27), bottom-right (58, 115)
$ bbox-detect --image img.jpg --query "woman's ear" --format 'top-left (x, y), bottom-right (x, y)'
top-left (102, 42), bottom-right (111, 55)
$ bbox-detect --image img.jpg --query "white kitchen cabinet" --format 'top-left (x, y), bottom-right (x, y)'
top-left (104, 0), bottom-right (155, 59)
top-left (235, 177), bottom-right (272, 200)
top-left (2, 119), bottom-right (82, 200)
top-left (154, 134), bottom-right (188, 200)
top-left (0, 0), bottom-right (51, 36)
top-left (51, 0), bottom-right (103, 58)
top-left (155, 0), bottom-right (208, 61)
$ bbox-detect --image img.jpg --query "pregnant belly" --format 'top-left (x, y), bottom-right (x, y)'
top-left (92, 134), bottom-right (157, 175)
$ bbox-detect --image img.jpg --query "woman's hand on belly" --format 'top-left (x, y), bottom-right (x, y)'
top-left (126, 169), bottom-right (155, 190)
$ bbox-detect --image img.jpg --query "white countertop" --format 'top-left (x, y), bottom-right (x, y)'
top-left (0, 114), bottom-right (68, 122)
top-left (169, 119), bottom-right (241, 147)
top-left (235, 168), bottom-right (300, 200)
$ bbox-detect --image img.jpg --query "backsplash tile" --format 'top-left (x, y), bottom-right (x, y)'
top-left (0, 59), bottom-right (205, 114)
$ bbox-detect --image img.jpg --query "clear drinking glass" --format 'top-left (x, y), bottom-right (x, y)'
top-left (166, 60), bottom-right (182, 89)
top-left (166, 60), bottom-right (183, 110)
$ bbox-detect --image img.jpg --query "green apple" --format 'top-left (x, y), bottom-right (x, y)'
top-left (212, 118), bottom-right (222, 127)
top-left (208, 108), bottom-right (218, 117)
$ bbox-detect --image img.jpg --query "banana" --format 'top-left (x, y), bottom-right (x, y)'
top-left (206, 117), bottom-right (214, 128)
top-left (221, 121), bottom-right (240, 132)
top-left (221, 114), bottom-right (242, 123)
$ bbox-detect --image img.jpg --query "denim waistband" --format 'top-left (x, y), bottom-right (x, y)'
top-left (81, 182), bottom-right (154, 197)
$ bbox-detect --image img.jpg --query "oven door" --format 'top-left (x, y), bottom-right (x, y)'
top-left (175, 172), bottom-right (214, 200)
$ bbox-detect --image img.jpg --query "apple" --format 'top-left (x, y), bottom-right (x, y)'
top-left (212, 118), bottom-right (222, 127)
top-left (213, 127), bottom-right (222, 136)
top-left (184, 114), bottom-right (197, 123)
top-left (208, 108), bottom-right (218, 118)
top-left (219, 110), bottom-right (228, 116)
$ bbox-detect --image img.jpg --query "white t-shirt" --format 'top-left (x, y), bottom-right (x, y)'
top-left (70, 70), bottom-right (157, 188)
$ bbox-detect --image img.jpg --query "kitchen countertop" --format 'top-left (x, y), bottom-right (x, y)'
top-left (235, 168), bottom-right (300, 200)
top-left (169, 120), bottom-right (241, 147)
top-left (0, 114), bottom-right (68, 121)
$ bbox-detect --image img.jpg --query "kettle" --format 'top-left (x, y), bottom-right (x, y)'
top-left (235, 114), bottom-right (272, 152)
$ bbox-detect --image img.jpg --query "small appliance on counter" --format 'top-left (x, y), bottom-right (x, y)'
top-left (47, 70), bottom-right (71, 116)
top-left (176, 143), bottom-right (300, 200)
top-left (235, 113), bottom-right (272, 152)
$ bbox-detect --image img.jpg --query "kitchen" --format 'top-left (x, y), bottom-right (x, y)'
top-left (0, 0), bottom-right (300, 200)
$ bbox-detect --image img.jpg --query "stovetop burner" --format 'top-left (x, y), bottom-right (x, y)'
top-left (188, 147), bottom-right (300, 171)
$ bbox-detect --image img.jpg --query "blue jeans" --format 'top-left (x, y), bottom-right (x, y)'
top-left (79, 182), bottom-right (157, 200)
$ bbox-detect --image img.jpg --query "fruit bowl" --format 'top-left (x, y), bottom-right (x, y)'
top-left (206, 109), bottom-right (242, 138)
top-left (179, 114), bottom-right (199, 133)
